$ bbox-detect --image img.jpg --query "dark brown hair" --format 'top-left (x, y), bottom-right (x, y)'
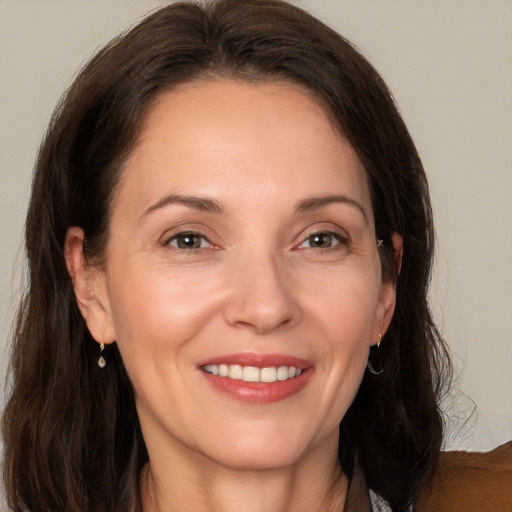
top-left (2, 1), bottom-right (451, 510)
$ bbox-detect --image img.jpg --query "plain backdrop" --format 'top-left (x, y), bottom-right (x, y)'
top-left (1, 0), bottom-right (511, 452)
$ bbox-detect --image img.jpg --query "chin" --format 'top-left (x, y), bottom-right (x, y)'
top-left (209, 446), bottom-right (307, 472)
top-left (198, 421), bottom-right (328, 472)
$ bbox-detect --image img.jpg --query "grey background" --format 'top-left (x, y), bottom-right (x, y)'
top-left (1, 0), bottom-right (511, 452)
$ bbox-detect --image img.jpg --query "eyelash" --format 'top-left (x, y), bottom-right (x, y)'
top-left (163, 229), bottom-right (347, 252)
top-left (296, 231), bottom-right (347, 251)
top-left (163, 231), bottom-right (214, 250)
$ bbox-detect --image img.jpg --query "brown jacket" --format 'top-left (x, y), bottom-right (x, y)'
top-left (345, 441), bottom-right (512, 511)
top-left (415, 441), bottom-right (512, 511)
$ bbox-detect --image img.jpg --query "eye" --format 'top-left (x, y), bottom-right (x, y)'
top-left (298, 232), bottom-right (344, 249)
top-left (165, 232), bottom-right (211, 250)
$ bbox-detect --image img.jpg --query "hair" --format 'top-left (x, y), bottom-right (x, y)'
top-left (2, 1), bottom-right (452, 510)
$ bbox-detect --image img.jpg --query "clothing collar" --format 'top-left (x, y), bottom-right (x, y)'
top-left (344, 458), bottom-right (397, 512)
top-left (344, 457), bottom-right (373, 512)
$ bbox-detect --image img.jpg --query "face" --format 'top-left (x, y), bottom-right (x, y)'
top-left (73, 80), bottom-right (396, 472)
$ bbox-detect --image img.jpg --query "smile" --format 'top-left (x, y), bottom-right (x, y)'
top-left (198, 354), bottom-right (312, 402)
top-left (201, 364), bottom-right (303, 383)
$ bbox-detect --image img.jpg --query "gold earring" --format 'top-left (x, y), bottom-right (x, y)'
top-left (377, 239), bottom-right (383, 248)
top-left (98, 343), bottom-right (106, 369)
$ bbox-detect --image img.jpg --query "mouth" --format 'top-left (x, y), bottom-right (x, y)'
top-left (201, 364), bottom-right (303, 383)
top-left (198, 354), bottom-right (312, 403)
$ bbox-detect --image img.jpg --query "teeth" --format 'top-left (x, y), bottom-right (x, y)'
top-left (228, 365), bottom-right (243, 380)
top-left (242, 366), bottom-right (260, 382)
top-left (219, 364), bottom-right (229, 377)
top-left (260, 367), bottom-right (277, 383)
top-left (276, 366), bottom-right (289, 381)
top-left (202, 364), bottom-right (303, 382)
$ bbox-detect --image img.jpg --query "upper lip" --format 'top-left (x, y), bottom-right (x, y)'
top-left (197, 353), bottom-right (312, 370)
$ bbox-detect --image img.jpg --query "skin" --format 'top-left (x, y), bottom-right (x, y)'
top-left (66, 80), bottom-right (400, 512)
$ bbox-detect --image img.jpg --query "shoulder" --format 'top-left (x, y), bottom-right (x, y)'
top-left (415, 441), bottom-right (512, 511)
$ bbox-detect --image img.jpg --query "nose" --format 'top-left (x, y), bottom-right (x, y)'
top-left (223, 253), bottom-right (301, 335)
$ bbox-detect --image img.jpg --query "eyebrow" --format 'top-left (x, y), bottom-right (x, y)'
top-left (140, 194), bottom-right (223, 219)
top-left (140, 192), bottom-right (368, 222)
top-left (295, 195), bottom-right (369, 223)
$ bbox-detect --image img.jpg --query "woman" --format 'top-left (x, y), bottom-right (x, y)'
top-left (3, 1), bottom-right (507, 511)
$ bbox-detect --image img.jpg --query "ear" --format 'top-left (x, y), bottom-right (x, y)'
top-left (64, 227), bottom-right (116, 344)
top-left (372, 232), bottom-right (403, 344)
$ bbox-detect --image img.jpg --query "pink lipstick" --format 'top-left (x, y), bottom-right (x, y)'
top-left (198, 353), bottom-right (313, 403)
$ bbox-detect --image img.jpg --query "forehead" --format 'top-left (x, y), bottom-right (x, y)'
top-left (115, 79), bottom-right (371, 219)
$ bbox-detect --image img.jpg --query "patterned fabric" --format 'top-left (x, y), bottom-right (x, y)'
top-left (369, 489), bottom-right (414, 512)
top-left (369, 490), bottom-right (393, 512)
top-left (345, 454), bottom-right (415, 512)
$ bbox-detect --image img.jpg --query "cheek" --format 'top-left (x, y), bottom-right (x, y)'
top-left (106, 263), bottom-right (224, 371)
top-left (305, 266), bottom-right (380, 340)
top-left (303, 269), bottom-right (378, 410)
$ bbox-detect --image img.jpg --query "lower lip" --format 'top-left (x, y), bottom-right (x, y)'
top-left (200, 369), bottom-right (313, 403)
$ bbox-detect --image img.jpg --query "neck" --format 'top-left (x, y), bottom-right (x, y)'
top-left (140, 435), bottom-right (348, 512)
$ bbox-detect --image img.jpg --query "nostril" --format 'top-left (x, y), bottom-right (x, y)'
top-left (232, 315), bottom-right (291, 335)
top-left (223, 256), bottom-right (302, 333)
top-left (224, 290), bottom-right (300, 334)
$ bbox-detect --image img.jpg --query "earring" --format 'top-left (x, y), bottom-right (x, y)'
top-left (98, 342), bottom-right (106, 369)
top-left (377, 239), bottom-right (383, 248)
top-left (367, 326), bottom-right (384, 375)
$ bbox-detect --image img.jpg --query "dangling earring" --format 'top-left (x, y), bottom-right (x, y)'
top-left (367, 325), bottom-right (384, 375)
top-left (98, 342), bottom-right (106, 369)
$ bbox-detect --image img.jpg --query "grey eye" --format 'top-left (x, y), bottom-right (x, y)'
top-left (299, 232), bottom-right (341, 249)
top-left (168, 233), bottom-right (208, 249)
